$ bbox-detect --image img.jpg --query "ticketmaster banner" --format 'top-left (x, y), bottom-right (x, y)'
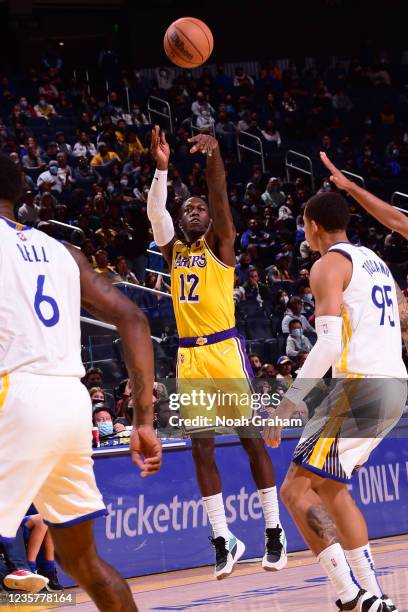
top-left (59, 427), bottom-right (408, 586)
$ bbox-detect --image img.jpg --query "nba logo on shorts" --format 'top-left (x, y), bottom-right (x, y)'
top-left (331, 558), bottom-right (337, 567)
top-left (180, 354), bottom-right (184, 364)
top-left (17, 232), bottom-right (27, 241)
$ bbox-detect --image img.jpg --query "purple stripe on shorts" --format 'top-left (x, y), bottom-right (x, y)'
top-left (237, 335), bottom-right (255, 381)
top-left (179, 327), bottom-right (237, 348)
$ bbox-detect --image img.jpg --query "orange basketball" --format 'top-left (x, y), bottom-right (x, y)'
top-left (164, 17), bottom-right (214, 68)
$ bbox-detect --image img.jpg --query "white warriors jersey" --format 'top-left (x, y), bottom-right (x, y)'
top-left (0, 216), bottom-right (84, 378)
top-left (328, 242), bottom-right (407, 378)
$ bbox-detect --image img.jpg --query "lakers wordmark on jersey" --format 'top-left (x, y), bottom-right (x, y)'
top-left (171, 237), bottom-right (235, 338)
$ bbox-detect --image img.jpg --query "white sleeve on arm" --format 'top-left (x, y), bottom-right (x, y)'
top-left (147, 169), bottom-right (175, 247)
top-left (284, 316), bottom-right (343, 404)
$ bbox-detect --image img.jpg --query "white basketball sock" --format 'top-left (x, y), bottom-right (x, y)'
top-left (345, 544), bottom-right (382, 598)
top-left (258, 486), bottom-right (281, 529)
top-left (203, 493), bottom-right (231, 540)
top-left (317, 543), bottom-right (360, 604)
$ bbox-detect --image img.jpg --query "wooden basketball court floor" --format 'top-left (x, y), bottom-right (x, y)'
top-left (6, 536), bottom-right (408, 612)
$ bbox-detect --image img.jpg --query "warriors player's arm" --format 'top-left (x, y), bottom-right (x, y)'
top-left (395, 283), bottom-right (408, 352)
top-left (65, 244), bottom-right (154, 426)
top-left (264, 253), bottom-right (349, 447)
top-left (321, 151), bottom-right (408, 238)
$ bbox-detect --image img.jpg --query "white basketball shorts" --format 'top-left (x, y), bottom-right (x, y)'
top-left (293, 375), bottom-right (407, 482)
top-left (0, 372), bottom-right (106, 540)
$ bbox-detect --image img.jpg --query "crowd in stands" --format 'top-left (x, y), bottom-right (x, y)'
top-left (3, 46), bottom-right (408, 596)
top-left (1, 48), bottom-right (408, 385)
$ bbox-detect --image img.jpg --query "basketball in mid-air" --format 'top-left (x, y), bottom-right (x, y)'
top-left (164, 17), bottom-right (214, 68)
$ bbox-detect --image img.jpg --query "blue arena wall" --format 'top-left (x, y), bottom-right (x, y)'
top-left (60, 426), bottom-right (408, 586)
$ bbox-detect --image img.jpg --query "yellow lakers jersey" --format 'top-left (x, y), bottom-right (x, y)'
top-left (171, 237), bottom-right (235, 338)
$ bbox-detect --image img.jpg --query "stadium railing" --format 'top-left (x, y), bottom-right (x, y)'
top-left (340, 170), bottom-right (365, 188)
top-left (190, 119), bottom-right (216, 138)
top-left (285, 150), bottom-right (315, 192)
top-left (391, 191), bottom-right (408, 213)
top-left (147, 96), bottom-right (173, 134)
top-left (237, 131), bottom-right (265, 173)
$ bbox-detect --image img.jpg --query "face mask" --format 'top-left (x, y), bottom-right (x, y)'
top-left (120, 179), bottom-right (128, 187)
top-left (291, 328), bottom-right (302, 338)
top-left (49, 166), bottom-right (58, 175)
top-left (98, 421), bottom-right (113, 437)
top-left (107, 185), bottom-right (115, 194)
top-left (303, 293), bottom-right (313, 303)
top-left (39, 100), bottom-right (47, 107)
top-left (21, 100), bottom-right (28, 108)
top-left (281, 296), bottom-right (289, 304)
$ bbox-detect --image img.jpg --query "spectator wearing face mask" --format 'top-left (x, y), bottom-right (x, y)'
top-left (36, 161), bottom-right (62, 193)
top-left (92, 404), bottom-right (114, 439)
top-left (286, 319), bottom-right (313, 358)
top-left (281, 296), bottom-right (315, 334)
top-left (89, 387), bottom-right (106, 404)
top-left (299, 285), bottom-right (315, 316)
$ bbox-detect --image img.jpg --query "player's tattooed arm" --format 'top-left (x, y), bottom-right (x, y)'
top-left (189, 134), bottom-right (236, 266)
top-left (395, 283), bottom-right (408, 353)
top-left (306, 504), bottom-right (338, 547)
top-left (65, 243), bottom-right (155, 426)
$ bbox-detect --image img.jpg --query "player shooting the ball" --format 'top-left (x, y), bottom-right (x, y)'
top-left (147, 126), bottom-right (287, 580)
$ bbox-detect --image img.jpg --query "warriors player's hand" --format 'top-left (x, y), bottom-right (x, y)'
top-left (188, 134), bottom-right (219, 156)
top-left (320, 152), bottom-right (354, 192)
top-left (130, 425), bottom-right (162, 477)
top-left (150, 125), bottom-right (170, 170)
top-left (263, 398), bottom-right (296, 448)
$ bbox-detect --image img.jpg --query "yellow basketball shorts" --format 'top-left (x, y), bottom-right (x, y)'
top-left (176, 335), bottom-right (255, 433)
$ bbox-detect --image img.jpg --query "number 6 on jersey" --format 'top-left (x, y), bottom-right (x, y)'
top-left (34, 274), bottom-right (60, 327)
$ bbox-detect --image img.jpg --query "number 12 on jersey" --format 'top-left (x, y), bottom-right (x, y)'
top-left (372, 284), bottom-right (395, 327)
top-left (179, 273), bottom-right (199, 302)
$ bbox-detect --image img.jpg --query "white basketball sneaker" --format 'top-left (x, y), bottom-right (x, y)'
top-left (262, 525), bottom-right (288, 571)
top-left (209, 533), bottom-right (246, 580)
